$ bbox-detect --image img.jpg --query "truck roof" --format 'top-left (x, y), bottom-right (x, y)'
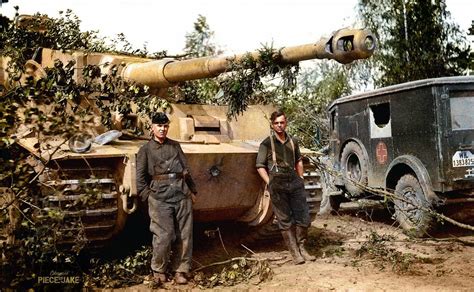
top-left (328, 75), bottom-right (474, 110)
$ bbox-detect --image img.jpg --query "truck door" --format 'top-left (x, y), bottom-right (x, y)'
top-left (368, 102), bottom-right (393, 186)
top-left (444, 87), bottom-right (474, 186)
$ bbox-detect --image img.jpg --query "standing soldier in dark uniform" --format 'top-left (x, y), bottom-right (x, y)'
top-left (256, 110), bottom-right (315, 264)
top-left (136, 112), bottom-right (198, 285)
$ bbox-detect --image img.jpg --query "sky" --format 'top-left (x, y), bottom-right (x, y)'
top-left (0, 0), bottom-right (472, 57)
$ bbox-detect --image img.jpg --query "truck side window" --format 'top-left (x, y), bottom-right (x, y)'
top-left (369, 102), bottom-right (391, 138)
top-left (450, 91), bottom-right (474, 130)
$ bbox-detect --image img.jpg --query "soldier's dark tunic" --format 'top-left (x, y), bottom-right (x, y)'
top-left (256, 134), bottom-right (310, 230)
top-left (136, 138), bottom-right (197, 274)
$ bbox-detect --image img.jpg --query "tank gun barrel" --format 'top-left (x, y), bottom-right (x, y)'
top-left (1, 25), bottom-right (375, 90)
top-left (122, 28), bottom-right (375, 88)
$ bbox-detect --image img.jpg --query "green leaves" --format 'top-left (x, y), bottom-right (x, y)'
top-left (0, 10), bottom-right (169, 288)
top-left (355, 231), bottom-right (418, 274)
top-left (276, 61), bottom-right (353, 149)
top-left (83, 246), bottom-right (152, 288)
top-left (357, 0), bottom-right (471, 86)
top-left (184, 15), bottom-right (219, 58)
top-left (219, 47), bottom-right (299, 118)
top-left (194, 257), bottom-right (273, 288)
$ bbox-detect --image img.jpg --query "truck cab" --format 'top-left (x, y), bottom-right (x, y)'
top-left (323, 76), bottom-right (474, 236)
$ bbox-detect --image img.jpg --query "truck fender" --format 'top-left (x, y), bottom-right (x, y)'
top-left (384, 155), bottom-right (439, 205)
top-left (339, 138), bottom-right (370, 162)
top-left (339, 138), bottom-right (370, 196)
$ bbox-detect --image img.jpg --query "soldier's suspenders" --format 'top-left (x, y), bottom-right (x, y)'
top-left (269, 133), bottom-right (295, 172)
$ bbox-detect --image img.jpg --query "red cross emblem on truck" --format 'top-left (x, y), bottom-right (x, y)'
top-left (376, 141), bottom-right (388, 164)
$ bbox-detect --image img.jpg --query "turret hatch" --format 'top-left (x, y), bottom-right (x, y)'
top-left (179, 115), bottom-right (230, 144)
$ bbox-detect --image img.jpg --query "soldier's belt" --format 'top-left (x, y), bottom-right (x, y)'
top-left (270, 167), bottom-right (295, 174)
top-left (153, 173), bottom-right (184, 180)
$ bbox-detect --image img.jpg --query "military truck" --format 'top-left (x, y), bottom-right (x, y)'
top-left (0, 17), bottom-right (376, 245)
top-left (320, 76), bottom-right (474, 236)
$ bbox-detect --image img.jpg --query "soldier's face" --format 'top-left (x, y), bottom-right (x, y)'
top-left (271, 115), bottom-right (287, 134)
top-left (152, 123), bottom-right (169, 141)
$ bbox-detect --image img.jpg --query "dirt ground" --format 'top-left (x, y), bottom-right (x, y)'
top-left (123, 208), bottom-right (474, 291)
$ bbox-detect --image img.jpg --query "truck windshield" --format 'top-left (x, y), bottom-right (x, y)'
top-left (450, 95), bottom-right (474, 130)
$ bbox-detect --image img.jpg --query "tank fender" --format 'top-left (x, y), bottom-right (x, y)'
top-left (384, 155), bottom-right (440, 205)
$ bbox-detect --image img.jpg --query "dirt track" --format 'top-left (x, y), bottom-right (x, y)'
top-left (123, 209), bottom-right (474, 291)
top-left (237, 214), bottom-right (474, 291)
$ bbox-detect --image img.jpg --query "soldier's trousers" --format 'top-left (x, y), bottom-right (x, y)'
top-left (148, 196), bottom-right (193, 273)
top-left (268, 172), bottom-right (311, 230)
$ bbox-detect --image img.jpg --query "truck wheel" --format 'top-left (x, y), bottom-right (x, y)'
top-left (340, 142), bottom-right (368, 196)
top-left (394, 174), bottom-right (435, 237)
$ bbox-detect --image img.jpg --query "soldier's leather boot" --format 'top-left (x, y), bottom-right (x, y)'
top-left (281, 228), bottom-right (305, 265)
top-left (174, 272), bottom-right (188, 284)
top-left (153, 272), bottom-right (166, 285)
top-left (295, 226), bottom-right (316, 261)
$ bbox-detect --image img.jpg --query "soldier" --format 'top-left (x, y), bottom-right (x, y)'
top-left (256, 110), bottom-right (315, 264)
top-left (136, 112), bottom-right (198, 285)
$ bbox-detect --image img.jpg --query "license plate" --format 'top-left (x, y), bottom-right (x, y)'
top-left (452, 150), bottom-right (474, 167)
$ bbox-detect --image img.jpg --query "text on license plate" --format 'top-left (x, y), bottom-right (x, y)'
top-left (452, 150), bottom-right (474, 167)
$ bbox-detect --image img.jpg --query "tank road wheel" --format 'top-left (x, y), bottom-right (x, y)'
top-left (238, 186), bottom-right (274, 228)
top-left (240, 157), bottom-right (325, 244)
top-left (340, 142), bottom-right (368, 196)
top-left (394, 174), bottom-right (435, 237)
top-left (239, 186), bottom-right (281, 244)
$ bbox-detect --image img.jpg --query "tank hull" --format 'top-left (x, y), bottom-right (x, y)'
top-left (17, 104), bottom-right (321, 244)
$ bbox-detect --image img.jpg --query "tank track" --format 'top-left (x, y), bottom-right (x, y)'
top-left (242, 162), bottom-right (322, 245)
top-left (39, 167), bottom-right (121, 247)
top-left (303, 167), bottom-right (323, 220)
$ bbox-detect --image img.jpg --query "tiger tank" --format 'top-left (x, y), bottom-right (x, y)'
top-left (0, 20), bottom-right (375, 246)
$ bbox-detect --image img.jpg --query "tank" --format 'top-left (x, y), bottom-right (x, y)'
top-left (1, 22), bottom-right (375, 245)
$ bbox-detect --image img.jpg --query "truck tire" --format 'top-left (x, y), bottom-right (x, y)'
top-left (394, 174), bottom-right (435, 237)
top-left (340, 142), bottom-right (368, 196)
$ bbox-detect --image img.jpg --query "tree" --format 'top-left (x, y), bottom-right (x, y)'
top-left (179, 15), bottom-right (221, 104)
top-left (357, 0), bottom-right (471, 86)
top-left (277, 61), bottom-right (353, 149)
top-left (468, 21), bottom-right (474, 75)
top-left (0, 11), bottom-right (166, 288)
top-left (183, 14), bottom-right (219, 58)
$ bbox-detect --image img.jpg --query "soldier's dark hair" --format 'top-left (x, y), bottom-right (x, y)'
top-left (151, 112), bottom-right (170, 124)
top-left (270, 110), bottom-right (286, 123)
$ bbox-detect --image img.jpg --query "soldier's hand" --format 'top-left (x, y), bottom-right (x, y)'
top-left (191, 192), bottom-right (197, 204)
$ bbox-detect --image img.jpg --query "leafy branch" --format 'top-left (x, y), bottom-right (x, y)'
top-left (219, 45), bottom-right (299, 118)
